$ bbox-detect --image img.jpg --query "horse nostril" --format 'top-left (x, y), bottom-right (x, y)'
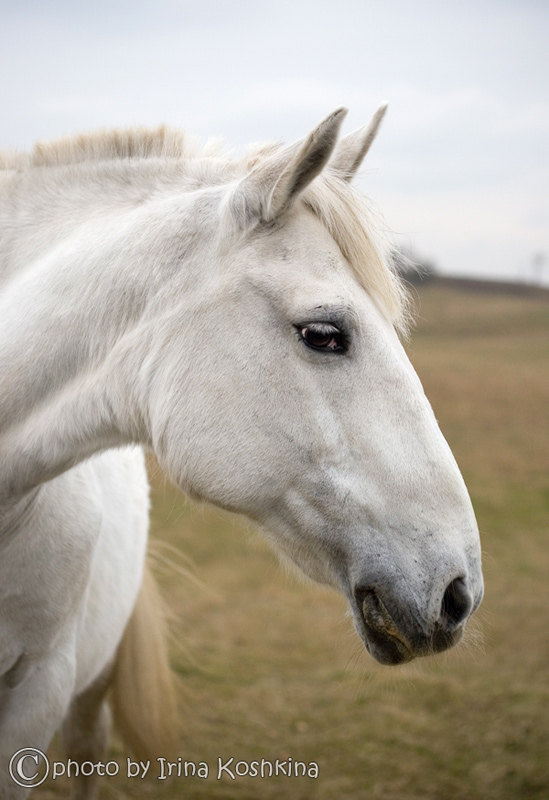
top-left (440, 577), bottom-right (472, 631)
top-left (356, 588), bottom-right (384, 630)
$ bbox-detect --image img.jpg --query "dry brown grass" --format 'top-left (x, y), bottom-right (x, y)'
top-left (35, 282), bottom-right (549, 800)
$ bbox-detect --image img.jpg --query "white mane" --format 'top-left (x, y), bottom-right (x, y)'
top-left (1, 125), bottom-right (409, 332)
top-left (1, 125), bottom-right (195, 169)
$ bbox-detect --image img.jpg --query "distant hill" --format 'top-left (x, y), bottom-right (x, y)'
top-left (411, 274), bottom-right (549, 299)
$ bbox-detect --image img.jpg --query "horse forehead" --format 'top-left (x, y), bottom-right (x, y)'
top-left (273, 205), bottom-right (341, 258)
top-left (245, 210), bottom-right (353, 287)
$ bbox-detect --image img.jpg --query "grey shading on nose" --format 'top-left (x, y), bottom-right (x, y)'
top-left (354, 573), bottom-right (475, 663)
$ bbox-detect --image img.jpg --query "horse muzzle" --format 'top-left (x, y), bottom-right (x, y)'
top-left (353, 576), bottom-right (479, 665)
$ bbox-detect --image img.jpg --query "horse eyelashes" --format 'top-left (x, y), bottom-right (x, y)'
top-left (295, 322), bottom-right (348, 353)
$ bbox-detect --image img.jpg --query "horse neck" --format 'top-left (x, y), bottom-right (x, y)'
top-left (0, 158), bottom-right (220, 502)
top-left (1, 159), bottom-right (186, 283)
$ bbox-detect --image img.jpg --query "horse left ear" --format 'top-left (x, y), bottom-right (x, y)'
top-left (329, 103), bottom-right (388, 182)
top-left (231, 108), bottom-right (347, 226)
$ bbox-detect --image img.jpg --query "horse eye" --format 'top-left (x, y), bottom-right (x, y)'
top-left (297, 322), bottom-right (347, 353)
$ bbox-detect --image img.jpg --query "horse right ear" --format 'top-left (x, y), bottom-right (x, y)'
top-left (229, 108), bottom-right (347, 227)
top-left (329, 104), bottom-right (388, 182)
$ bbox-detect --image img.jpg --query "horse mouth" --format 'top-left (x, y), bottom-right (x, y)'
top-left (361, 624), bottom-right (415, 665)
top-left (355, 588), bottom-right (415, 665)
top-left (353, 588), bottom-right (465, 666)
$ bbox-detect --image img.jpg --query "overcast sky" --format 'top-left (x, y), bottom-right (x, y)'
top-left (2, 0), bottom-right (548, 283)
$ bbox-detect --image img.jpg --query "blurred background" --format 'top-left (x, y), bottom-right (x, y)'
top-left (5, 1), bottom-right (546, 798)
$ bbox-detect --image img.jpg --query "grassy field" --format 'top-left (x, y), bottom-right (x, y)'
top-left (38, 281), bottom-right (549, 800)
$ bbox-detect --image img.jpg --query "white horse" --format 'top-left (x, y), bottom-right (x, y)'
top-left (0, 106), bottom-right (483, 799)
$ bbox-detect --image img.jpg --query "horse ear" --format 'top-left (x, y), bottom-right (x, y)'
top-left (329, 104), bottom-right (388, 182)
top-left (233, 108), bottom-right (347, 225)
